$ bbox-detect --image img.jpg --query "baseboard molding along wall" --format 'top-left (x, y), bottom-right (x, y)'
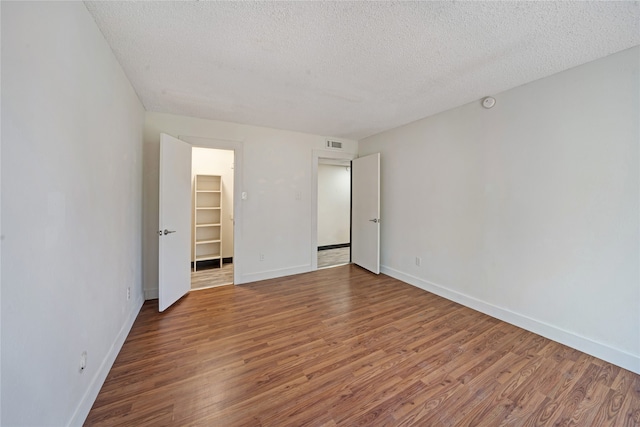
top-left (381, 265), bottom-right (640, 375)
top-left (318, 243), bottom-right (351, 251)
top-left (241, 264), bottom-right (311, 284)
top-left (68, 296), bottom-right (144, 426)
top-left (144, 288), bottom-right (159, 300)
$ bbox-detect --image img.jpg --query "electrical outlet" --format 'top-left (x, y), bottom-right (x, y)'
top-left (259, 253), bottom-right (265, 261)
top-left (415, 257), bottom-right (421, 266)
top-left (127, 287), bottom-right (131, 300)
top-left (79, 351), bottom-right (87, 372)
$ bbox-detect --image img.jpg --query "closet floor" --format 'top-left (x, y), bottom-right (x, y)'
top-left (191, 262), bottom-right (234, 290)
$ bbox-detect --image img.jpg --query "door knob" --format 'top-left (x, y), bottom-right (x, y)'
top-left (163, 229), bottom-right (176, 235)
top-left (369, 218), bottom-right (379, 223)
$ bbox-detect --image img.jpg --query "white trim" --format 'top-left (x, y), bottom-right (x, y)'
top-left (68, 296), bottom-right (144, 426)
top-left (144, 288), bottom-right (159, 300)
top-left (190, 282), bottom-right (233, 291)
top-left (241, 264), bottom-right (311, 284)
top-left (381, 265), bottom-right (640, 375)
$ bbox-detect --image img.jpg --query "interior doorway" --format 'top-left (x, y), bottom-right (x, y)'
top-left (317, 159), bottom-right (351, 268)
top-left (191, 147), bottom-right (235, 289)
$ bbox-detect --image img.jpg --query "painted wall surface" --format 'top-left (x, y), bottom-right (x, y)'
top-left (1, 3), bottom-right (145, 425)
top-left (191, 147), bottom-right (235, 260)
top-left (144, 112), bottom-right (357, 297)
top-left (317, 164), bottom-right (351, 247)
top-left (0, 4), bottom-right (3, 419)
top-left (359, 47), bottom-right (640, 373)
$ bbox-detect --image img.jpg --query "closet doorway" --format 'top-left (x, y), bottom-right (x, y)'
top-left (191, 147), bottom-right (235, 289)
top-left (317, 159), bottom-right (351, 268)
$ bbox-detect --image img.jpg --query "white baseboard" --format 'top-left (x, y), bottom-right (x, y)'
top-left (144, 287), bottom-right (159, 300)
top-left (68, 296), bottom-right (144, 426)
top-left (381, 265), bottom-right (640, 375)
top-left (240, 264), bottom-right (311, 284)
top-left (143, 263), bottom-right (312, 294)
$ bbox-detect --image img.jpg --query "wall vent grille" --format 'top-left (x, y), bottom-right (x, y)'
top-left (326, 140), bottom-right (343, 149)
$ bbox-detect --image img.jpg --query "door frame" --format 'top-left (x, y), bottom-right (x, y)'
top-left (180, 135), bottom-right (245, 284)
top-left (311, 149), bottom-right (356, 271)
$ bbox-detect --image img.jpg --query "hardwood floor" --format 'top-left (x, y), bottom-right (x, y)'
top-left (86, 265), bottom-right (640, 426)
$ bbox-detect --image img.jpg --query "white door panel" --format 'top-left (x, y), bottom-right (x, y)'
top-left (351, 153), bottom-right (380, 274)
top-left (159, 133), bottom-right (192, 311)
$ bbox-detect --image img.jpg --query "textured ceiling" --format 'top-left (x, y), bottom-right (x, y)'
top-left (84, 1), bottom-right (640, 140)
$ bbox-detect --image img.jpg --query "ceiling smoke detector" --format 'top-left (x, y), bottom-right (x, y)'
top-left (482, 97), bottom-right (496, 109)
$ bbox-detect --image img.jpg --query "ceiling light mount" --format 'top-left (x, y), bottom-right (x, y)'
top-left (482, 97), bottom-right (496, 109)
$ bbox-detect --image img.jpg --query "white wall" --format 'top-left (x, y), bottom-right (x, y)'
top-left (359, 46), bottom-right (640, 373)
top-left (1, 3), bottom-right (145, 425)
top-left (317, 164), bottom-right (351, 247)
top-left (0, 3), bottom-right (3, 420)
top-left (144, 112), bottom-right (357, 297)
top-left (191, 147), bottom-right (235, 260)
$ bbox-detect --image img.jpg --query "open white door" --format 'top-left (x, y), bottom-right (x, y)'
top-left (158, 133), bottom-right (192, 311)
top-left (351, 153), bottom-right (380, 274)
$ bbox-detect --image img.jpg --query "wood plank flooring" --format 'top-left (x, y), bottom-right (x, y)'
top-left (85, 265), bottom-right (640, 426)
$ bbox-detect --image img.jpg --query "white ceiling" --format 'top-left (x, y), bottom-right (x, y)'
top-left (84, 1), bottom-right (639, 140)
